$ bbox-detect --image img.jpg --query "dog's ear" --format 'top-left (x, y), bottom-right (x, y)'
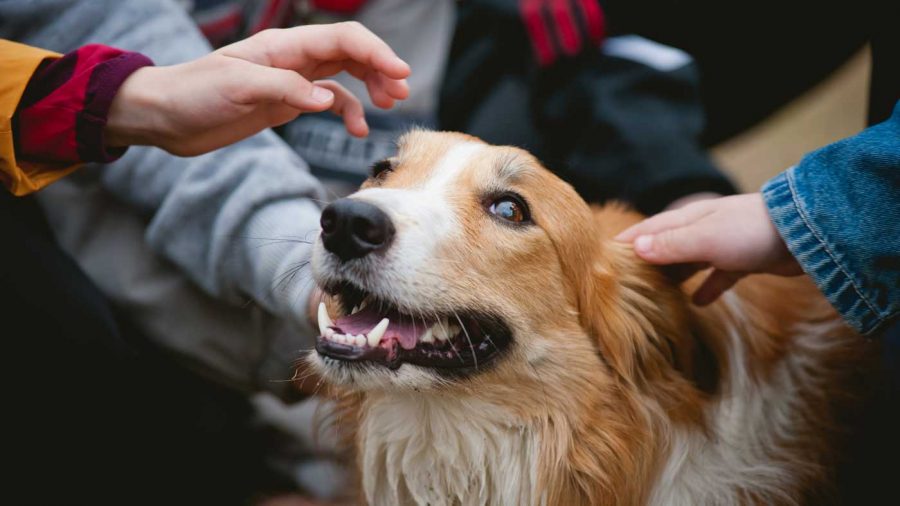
top-left (577, 241), bottom-right (694, 384)
top-left (567, 206), bottom-right (721, 397)
top-left (535, 187), bottom-right (719, 394)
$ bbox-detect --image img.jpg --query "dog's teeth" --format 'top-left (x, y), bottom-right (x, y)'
top-left (367, 318), bottom-right (389, 347)
top-left (324, 328), bottom-right (334, 339)
top-left (433, 321), bottom-right (452, 341)
top-left (433, 321), bottom-right (461, 341)
top-left (359, 298), bottom-right (368, 311)
top-left (351, 305), bottom-right (360, 314)
top-left (355, 335), bottom-right (366, 347)
top-left (420, 327), bottom-right (434, 343)
top-left (317, 302), bottom-right (333, 336)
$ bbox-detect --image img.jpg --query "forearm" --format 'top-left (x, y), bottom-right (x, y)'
top-left (762, 103), bottom-right (900, 335)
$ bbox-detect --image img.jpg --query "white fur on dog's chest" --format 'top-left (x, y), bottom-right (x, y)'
top-left (359, 394), bottom-right (539, 506)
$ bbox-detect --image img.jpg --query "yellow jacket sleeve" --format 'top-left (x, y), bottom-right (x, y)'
top-left (0, 39), bottom-right (80, 196)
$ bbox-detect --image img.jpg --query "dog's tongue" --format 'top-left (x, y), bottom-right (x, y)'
top-left (333, 306), bottom-right (434, 350)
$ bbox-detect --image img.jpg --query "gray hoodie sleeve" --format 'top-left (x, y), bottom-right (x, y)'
top-left (0, 0), bottom-right (326, 333)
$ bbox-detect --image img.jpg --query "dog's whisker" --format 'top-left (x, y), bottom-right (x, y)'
top-left (484, 334), bottom-right (499, 353)
top-left (454, 311), bottom-right (478, 369)
top-left (231, 234), bottom-right (316, 248)
top-left (273, 260), bottom-right (310, 291)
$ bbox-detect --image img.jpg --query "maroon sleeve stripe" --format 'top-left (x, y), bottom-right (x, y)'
top-left (15, 44), bottom-right (153, 165)
top-left (76, 51), bottom-right (154, 162)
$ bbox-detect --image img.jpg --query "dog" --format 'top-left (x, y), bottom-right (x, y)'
top-left (305, 130), bottom-right (864, 505)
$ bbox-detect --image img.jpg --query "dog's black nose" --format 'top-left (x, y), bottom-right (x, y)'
top-left (320, 198), bottom-right (395, 261)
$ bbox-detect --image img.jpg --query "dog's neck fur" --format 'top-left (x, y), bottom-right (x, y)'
top-left (357, 392), bottom-right (540, 506)
top-left (351, 328), bottom-right (666, 506)
top-left (347, 288), bottom-right (854, 506)
top-left (648, 293), bottom-right (851, 506)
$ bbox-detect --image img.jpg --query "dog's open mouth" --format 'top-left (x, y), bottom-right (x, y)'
top-left (315, 283), bottom-right (512, 370)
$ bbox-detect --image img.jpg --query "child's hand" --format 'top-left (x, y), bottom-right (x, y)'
top-left (105, 22), bottom-right (410, 156)
top-left (616, 193), bottom-right (803, 305)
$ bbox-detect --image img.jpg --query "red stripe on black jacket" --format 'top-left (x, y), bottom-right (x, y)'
top-left (520, 0), bottom-right (606, 66)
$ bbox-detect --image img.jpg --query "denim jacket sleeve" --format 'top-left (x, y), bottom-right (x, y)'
top-left (762, 101), bottom-right (900, 336)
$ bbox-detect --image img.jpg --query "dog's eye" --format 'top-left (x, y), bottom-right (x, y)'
top-left (370, 159), bottom-right (393, 179)
top-left (488, 194), bottom-right (530, 224)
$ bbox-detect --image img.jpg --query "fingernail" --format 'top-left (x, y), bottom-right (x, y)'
top-left (634, 235), bottom-right (654, 254)
top-left (312, 87), bottom-right (334, 104)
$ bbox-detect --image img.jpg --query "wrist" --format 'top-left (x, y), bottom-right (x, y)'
top-left (105, 66), bottom-right (171, 149)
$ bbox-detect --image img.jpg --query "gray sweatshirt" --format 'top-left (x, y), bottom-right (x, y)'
top-left (0, 0), bottom-right (325, 335)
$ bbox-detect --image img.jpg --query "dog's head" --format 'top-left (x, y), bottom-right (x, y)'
top-left (309, 130), bottom-right (714, 399)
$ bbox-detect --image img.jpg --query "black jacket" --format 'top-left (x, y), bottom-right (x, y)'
top-left (440, 0), bottom-right (895, 214)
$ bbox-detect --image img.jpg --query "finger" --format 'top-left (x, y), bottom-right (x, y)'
top-left (632, 223), bottom-right (717, 266)
top-left (304, 22), bottom-right (411, 79)
top-left (366, 71), bottom-right (409, 101)
top-left (692, 269), bottom-right (745, 306)
top-left (615, 203), bottom-right (713, 242)
top-left (365, 73), bottom-right (395, 109)
top-left (314, 80), bottom-right (369, 137)
top-left (362, 67), bottom-right (409, 100)
top-left (310, 59), bottom-right (410, 99)
top-left (252, 23), bottom-right (411, 79)
top-left (234, 63), bottom-right (335, 111)
top-left (333, 61), bottom-right (408, 108)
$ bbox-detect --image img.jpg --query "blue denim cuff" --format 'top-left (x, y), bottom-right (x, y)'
top-left (762, 170), bottom-right (884, 335)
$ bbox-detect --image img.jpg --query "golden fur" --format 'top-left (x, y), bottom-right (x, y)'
top-left (305, 131), bottom-right (864, 505)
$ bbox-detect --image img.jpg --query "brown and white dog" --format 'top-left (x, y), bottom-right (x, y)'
top-left (306, 130), bottom-right (863, 505)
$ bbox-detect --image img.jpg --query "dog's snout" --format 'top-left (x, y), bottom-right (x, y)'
top-left (321, 198), bottom-right (395, 261)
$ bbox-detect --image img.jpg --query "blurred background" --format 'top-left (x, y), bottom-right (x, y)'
top-left (713, 46), bottom-right (870, 190)
top-left (4, 0), bottom-right (894, 505)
